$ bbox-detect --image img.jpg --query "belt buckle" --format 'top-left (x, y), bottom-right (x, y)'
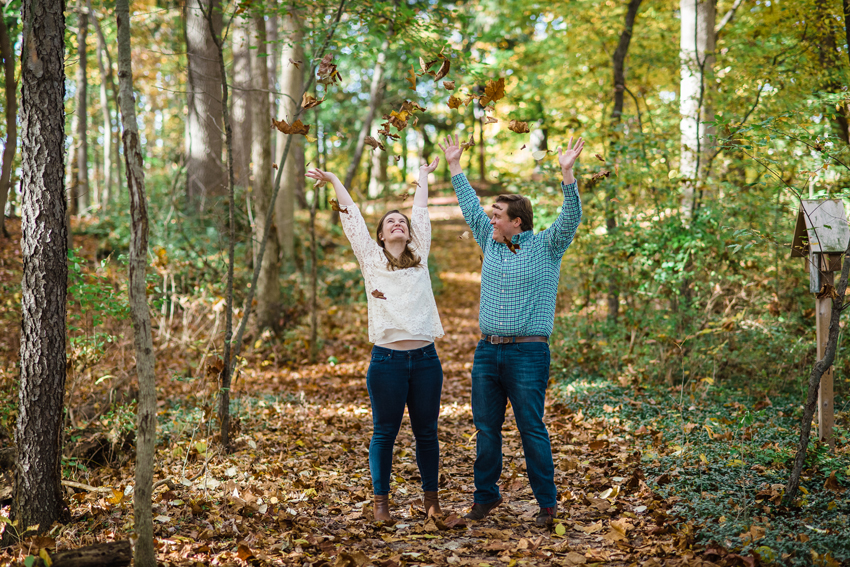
top-left (488, 335), bottom-right (500, 345)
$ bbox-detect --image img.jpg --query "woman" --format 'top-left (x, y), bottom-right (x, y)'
top-left (306, 158), bottom-right (445, 522)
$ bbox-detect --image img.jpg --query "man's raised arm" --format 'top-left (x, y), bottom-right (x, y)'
top-left (544, 137), bottom-right (585, 257)
top-left (439, 135), bottom-right (492, 245)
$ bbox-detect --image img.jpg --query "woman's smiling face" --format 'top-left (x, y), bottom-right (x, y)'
top-left (381, 213), bottom-right (409, 243)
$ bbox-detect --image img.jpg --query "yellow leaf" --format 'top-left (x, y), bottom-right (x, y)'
top-left (799, 485), bottom-right (809, 495)
top-left (107, 488), bottom-right (124, 505)
top-left (555, 522), bottom-right (566, 536)
top-left (39, 549), bottom-right (52, 567)
top-left (700, 453), bottom-right (708, 464)
top-left (532, 150), bottom-right (547, 160)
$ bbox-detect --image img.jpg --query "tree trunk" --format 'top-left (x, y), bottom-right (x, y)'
top-left (266, 14), bottom-right (278, 161)
top-left (276, 11), bottom-right (305, 263)
top-left (679, 0), bottom-right (716, 217)
top-left (231, 16), bottom-right (252, 188)
top-left (0, 15), bottom-right (17, 239)
top-left (10, 0), bottom-right (70, 542)
top-left (341, 40), bottom-right (389, 193)
top-left (115, 0), bottom-right (157, 563)
top-left (75, 0), bottom-right (89, 215)
top-left (815, 0), bottom-right (850, 144)
top-left (368, 123), bottom-right (388, 199)
top-left (251, 15), bottom-right (281, 331)
top-left (184, 0), bottom-right (223, 212)
top-left (606, 0), bottom-right (642, 326)
top-left (88, 0), bottom-right (113, 210)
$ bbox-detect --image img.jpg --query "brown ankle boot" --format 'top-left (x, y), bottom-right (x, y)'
top-left (373, 494), bottom-right (393, 522)
top-left (424, 491), bottom-right (442, 517)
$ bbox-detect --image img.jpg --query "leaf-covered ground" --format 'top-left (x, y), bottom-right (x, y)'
top-left (0, 208), bottom-right (840, 566)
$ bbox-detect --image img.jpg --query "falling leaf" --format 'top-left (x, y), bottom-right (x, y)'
top-left (272, 163), bottom-right (278, 169)
top-left (458, 231), bottom-right (471, 240)
top-left (394, 155), bottom-right (401, 163)
top-left (508, 120), bottom-right (530, 134)
top-left (313, 179), bottom-right (327, 189)
top-left (503, 236), bottom-right (520, 254)
top-left (400, 100), bottom-right (426, 113)
top-left (483, 116), bottom-right (498, 124)
top-left (434, 59), bottom-right (451, 81)
top-left (591, 170), bottom-right (611, 181)
top-left (405, 65), bottom-right (417, 90)
top-left (302, 93), bottom-right (324, 110)
top-left (419, 57), bottom-right (439, 74)
top-left (460, 134), bottom-right (475, 151)
top-left (330, 199), bottom-right (349, 215)
top-left (520, 144), bottom-right (527, 150)
top-left (364, 136), bottom-right (386, 152)
top-left (288, 58), bottom-right (302, 69)
top-left (532, 150), bottom-right (547, 160)
top-left (272, 118), bottom-right (310, 136)
top-left (316, 54), bottom-right (341, 85)
top-left (372, 290), bottom-right (387, 300)
top-left (595, 153), bottom-right (605, 161)
top-left (443, 81), bottom-right (456, 90)
top-left (448, 95), bottom-right (463, 110)
top-left (479, 77), bottom-right (506, 106)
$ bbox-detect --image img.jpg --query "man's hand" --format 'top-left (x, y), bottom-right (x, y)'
top-left (557, 137), bottom-right (584, 172)
top-left (419, 156), bottom-right (440, 175)
top-left (438, 135), bottom-right (465, 176)
top-left (558, 137), bottom-right (584, 185)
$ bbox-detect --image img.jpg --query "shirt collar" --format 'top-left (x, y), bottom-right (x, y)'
top-left (501, 230), bottom-right (533, 246)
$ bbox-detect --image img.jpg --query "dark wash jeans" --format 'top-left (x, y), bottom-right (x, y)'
top-left (471, 340), bottom-right (557, 508)
top-left (366, 343), bottom-right (444, 495)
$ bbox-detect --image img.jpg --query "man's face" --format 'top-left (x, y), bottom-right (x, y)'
top-left (490, 202), bottom-right (522, 242)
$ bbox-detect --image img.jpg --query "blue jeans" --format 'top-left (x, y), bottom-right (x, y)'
top-left (366, 343), bottom-right (444, 495)
top-left (470, 340), bottom-right (556, 508)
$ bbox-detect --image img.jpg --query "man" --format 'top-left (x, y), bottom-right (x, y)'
top-left (438, 133), bottom-right (583, 526)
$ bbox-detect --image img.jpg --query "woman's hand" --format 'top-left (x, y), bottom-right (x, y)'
top-left (305, 169), bottom-right (338, 183)
top-left (419, 157), bottom-right (440, 175)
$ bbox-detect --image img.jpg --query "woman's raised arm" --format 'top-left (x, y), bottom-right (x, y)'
top-left (306, 169), bottom-right (355, 207)
top-left (413, 157), bottom-right (440, 208)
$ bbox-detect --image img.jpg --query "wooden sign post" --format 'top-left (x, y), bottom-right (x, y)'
top-left (791, 199), bottom-right (849, 451)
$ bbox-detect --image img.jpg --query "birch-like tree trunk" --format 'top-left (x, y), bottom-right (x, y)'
top-left (679, 0), bottom-right (715, 218)
top-left (88, 0), bottom-right (113, 209)
top-left (368, 122), bottom-right (388, 199)
top-left (115, 0), bottom-right (157, 562)
top-left (266, 14), bottom-right (278, 161)
top-left (185, 0), bottom-right (223, 211)
top-left (8, 0), bottom-right (70, 543)
top-left (251, 15), bottom-right (281, 330)
top-left (231, 17), bottom-right (252, 188)
top-left (342, 44), bottom-right (387, 192)
top-left (276, 11), bottom-right (305, 262)
top-left (0, 16), bottom-right (17, 238)
top-left (75, 0), bottom-right (89, 215)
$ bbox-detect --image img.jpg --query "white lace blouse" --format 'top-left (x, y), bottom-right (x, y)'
top-left (339, 203), bottom-right (444, 345)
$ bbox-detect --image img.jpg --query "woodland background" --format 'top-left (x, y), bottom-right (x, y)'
top-left (0, 0), bottom-right (849, 565)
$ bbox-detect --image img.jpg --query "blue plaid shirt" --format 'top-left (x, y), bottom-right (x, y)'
top-left (452, 173), bottom-right (582, 338)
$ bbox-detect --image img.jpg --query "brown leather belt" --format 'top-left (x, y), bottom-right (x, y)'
top-left (481, 334), bottom-right (548, 345)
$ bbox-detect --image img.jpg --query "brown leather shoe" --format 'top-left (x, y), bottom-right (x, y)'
top-left (463, 497), bottom-right (503, 520)
top-left (373, 494), bottom-right (393, 522)
top-left (535, 504), bottom-right (557, 526)
top-left (423, 491), bottom-right (442, 517)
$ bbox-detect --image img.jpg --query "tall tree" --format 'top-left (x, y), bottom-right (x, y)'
top-left (231, 16), bottom-right (252, 188)
top-left (184, 0), bottom-right (223, 211)
top-left (88, 0), bottom-right (115, 209)
top-left (679, 0), bottom-right (716, 217)
top-left (276, 10), bottom-right (305, 263)
top-left (9, 0), bottom-right (70, 541)
top-left (0, 15), bottom-right (17, 239)
top-left (74, 0), bottom-right (89, 215)
top-left (606, 0), bottom-right (642, 325)
top-left (250, 14), bottom-right (281, 330)
top-left (115, 0), bottom-right (157, 562)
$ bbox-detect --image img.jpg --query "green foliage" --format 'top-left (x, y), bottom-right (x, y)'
top-left (551, 376), bottom-right (850, 566)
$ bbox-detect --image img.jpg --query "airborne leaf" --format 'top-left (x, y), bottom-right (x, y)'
top-left (483, 116), bottom-right (498, 124)
top-left (301, 93), bottom-right (324, 110)
top-left (405, 65), bottom-right (417, 90)
top-left (371, 289), bottom-right (387, 300)
top-left (364, 136), bottom-right (386, 152)
top-left (272, 118), bottom-right (310, 136)
top-left (434, 59), bottom-right (451, 81)
top-left (503, 236), bottom-right (520, 254)
top-left (447, 95), bottom-right (463, 110)
top-left (288, 58), bottom-right (302, 69)
top-left (460, 134), bottom-right (475, 150)
top-left (479, 78), bottom-right (506, 106)
top-left (508, 120), bottom-right (530, 134)
top-left (443, 80), bottom-right (456, 91)
top-left (316, 54), bottom-right (341, 85)
top-left (330, 199), bottom-right (349, 214)
top-left (532, 150), bottom-right (547, 160)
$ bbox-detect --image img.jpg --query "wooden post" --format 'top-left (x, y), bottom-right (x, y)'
top-left (816, 253), bottom-right (839, 450)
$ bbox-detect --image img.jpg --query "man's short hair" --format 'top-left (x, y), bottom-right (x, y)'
top-left (495, 194), bottom-right (533, 232)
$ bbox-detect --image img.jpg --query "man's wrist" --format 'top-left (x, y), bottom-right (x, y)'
top-left (448, 161), bottom-right (463, 176)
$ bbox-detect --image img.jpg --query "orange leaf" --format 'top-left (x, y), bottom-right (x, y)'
top-left (508, 120), bottom-right (530, 134)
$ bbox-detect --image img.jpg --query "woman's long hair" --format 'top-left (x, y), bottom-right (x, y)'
top-left (375, 210), bottom-right (422, 270)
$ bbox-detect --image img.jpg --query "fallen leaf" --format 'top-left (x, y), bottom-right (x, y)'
top-left (237, 544), bottom-right (254, 561)
top-left (824, 471), bottom-right (843, 492)
top-left (508, 120), bottom-right (530, 134)
top-left (372, 290), bottom-right (387, 300)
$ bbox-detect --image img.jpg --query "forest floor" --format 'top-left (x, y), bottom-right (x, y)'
top-left (0, 206), bottom-right (843, 566)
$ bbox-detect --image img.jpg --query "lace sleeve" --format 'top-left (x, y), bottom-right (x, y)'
top-left (339, 203), bottom-right (380, 263)
top-left (410, 205), bottom-right (431, 260)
